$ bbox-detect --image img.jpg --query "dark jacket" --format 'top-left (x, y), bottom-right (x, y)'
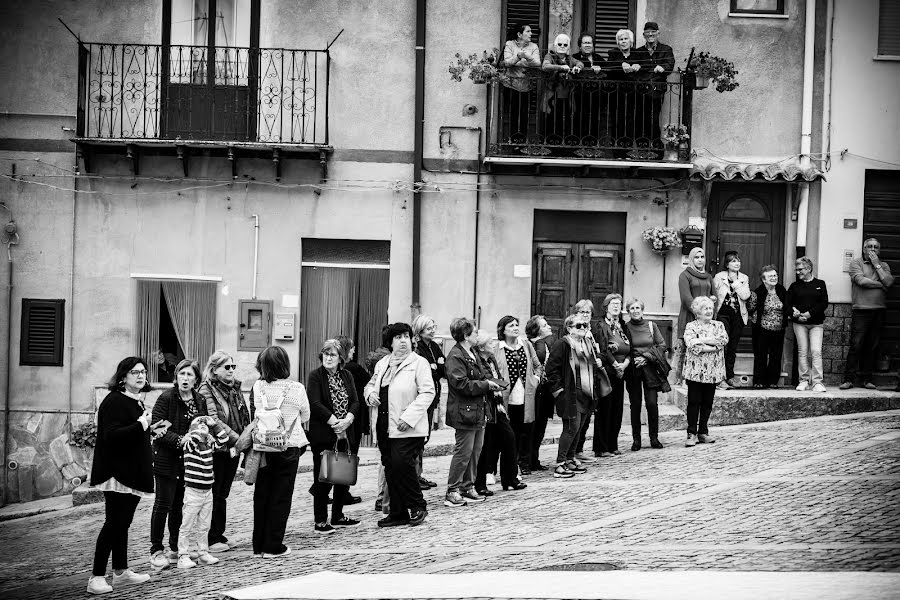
top-left (635, 43), bottom-right (675, 76)
top-left (545, 338), bottom-right (598, 419)
top-left (415, 338), bottom-right (446, 407)
top-left (200, 378), bottom-right (252, 451)
top-left (606, 47), bottom-right (650, 84)
top-left (90, 390), bottom-right (154, 493)
top-left (306, 366), bottom-right (360, 446)
top-left (786, 278), bottom-right (829, 325)
top-left (343, 360), bottom-right (371, 437)
top-left (445, 343), bottom-right (491, 430)
top-left (625, 319), bottom-right (671, 393)
top-left (752, 283), bottom-right (788, 330)
top-left (151, 387), bottom-right (206, 478)
top-left (478, 353), bottom-right (506, 424)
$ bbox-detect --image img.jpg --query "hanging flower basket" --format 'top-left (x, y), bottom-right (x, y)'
top-left (642, 226), bottom-right (682, 256)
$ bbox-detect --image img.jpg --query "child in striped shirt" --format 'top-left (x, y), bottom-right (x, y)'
top-left (177, 416), bottom-right (228, 568)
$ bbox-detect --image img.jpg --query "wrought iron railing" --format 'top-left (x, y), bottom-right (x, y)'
top-left (486, 69), bottom-right (692, 161)
top-left (76, 43), bottom-right (329, 145)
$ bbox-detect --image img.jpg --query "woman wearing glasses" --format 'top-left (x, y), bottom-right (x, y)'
top-left (88, 357), bottom-right (160, 595)
top-left (199, 350), bottom-right (251, 553)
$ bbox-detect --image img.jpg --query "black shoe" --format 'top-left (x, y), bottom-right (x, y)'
top-left (374, 500), bottom-right (383, 512)
top-left (475, 488), bottom-right (494, 497)
top-left (631, 441), bottom-right (641, 452)
top-left (419, 477), bottom-right (438, 488)
top-left (650, 437), bottom-right (664, 449)
top-left (531, 463), bottom-right (548, 471)
top-left (753, 383), bottom-right (765, 389)
top-left (342, 494), bottom-right (362, 505)
top-left (377, 514), bottom-right (410, 528)
top-left (519, 467), bottom-right (532, 476)
top-left (419, 480), bottom-right (431, 490)
top-left (332, 516), bottom-right (360, 528)
top-left (408, 509), bottom-right (428, 526)
top-left (502, 480), bottom-right (527, 491)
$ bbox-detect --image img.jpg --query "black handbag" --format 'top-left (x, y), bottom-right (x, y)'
top-left (318, 435), bottom-right (359, 486)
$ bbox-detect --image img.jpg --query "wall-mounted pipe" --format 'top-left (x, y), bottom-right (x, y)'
top-left (411, 0), bottom-right (426, 314)
top-left (251, 214), bottom-right (259, 300)
top-left (797, 0), bottom-right (816, 249)
top-left (0, 202), bottom-right (16, 508)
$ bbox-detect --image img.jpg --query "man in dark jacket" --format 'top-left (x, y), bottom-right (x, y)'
top-left (635, 21), bottom-right (675, 151)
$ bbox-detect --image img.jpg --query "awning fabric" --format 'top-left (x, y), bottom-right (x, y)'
top-left (690, 149), bottom-right (825, 182)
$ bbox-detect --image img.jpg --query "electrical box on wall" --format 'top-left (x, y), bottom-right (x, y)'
top-left (273, 312), bottom-right (295, 341)
top-left (238, 300), bottom-right (273, 351)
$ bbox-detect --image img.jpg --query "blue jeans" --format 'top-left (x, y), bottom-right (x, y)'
top-left (793, 323), bottom-right (824, 386)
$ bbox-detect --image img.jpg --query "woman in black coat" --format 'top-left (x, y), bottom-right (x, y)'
top-left (148, 359), bottom-right (206, 569)
top-left (88, 356), bottom-right (163, 595)
top-left (751, 265), bottom-right (788, 388)
top-left (306, 339), bottom-right (361, 534)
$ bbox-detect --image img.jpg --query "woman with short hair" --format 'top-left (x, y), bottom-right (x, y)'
top-left (786, 257), bottom-right (829, 392)
top-left (607, 29), bottom-right (646, 155)
top-left (625, 299), bottom-right (669, 451)
top-left (411, 314), bottom-right (444, 489)
top-left (251, 346), bottom-right (310, 556)
top-left (199, 350), bottom-right (249, 552)
top-left (751, 265), bottom-right (788, 389)
top-left (682, 296), bottom-right (729, 446)
top-left (713, 251), bottom-right (752, 389)
top-left (149, 359), bottom-right (205, 570)
top-left (444, 317), bottom-right (501, 507)
top-left (306, 339), bottom-right (361, 533)
top-left (596, 294), bottom-right (630, 456)
top-left (364, 323), bottom-right (435, 527)
top-left (571, 299), bottom-right (599, 463)
top-left (525, 314), bottom-right (554, 471)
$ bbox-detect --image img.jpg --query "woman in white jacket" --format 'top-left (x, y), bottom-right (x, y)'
top-left (713, 251), bottom-right (751, 389)
top-left (364, 323), bottom-right (436, 528)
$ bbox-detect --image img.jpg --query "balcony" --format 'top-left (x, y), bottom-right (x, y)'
top-left (74, 42), bottom-right (331, 177)
top-left (485, 70), bottom-right (693, 174)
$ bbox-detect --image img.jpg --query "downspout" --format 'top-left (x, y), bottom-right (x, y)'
top-left (796, 0), bottom-right (817, 249)
top-left (472, 128), bottom-right (483, 323)
top-left (821, 0), bottom-right (834, 174)
top-left (411, 0), bottom-right (426, 314)
top-left (251, 214), bottom-right (259, 299)
top-left (0, 202), bottom-right (16, 507)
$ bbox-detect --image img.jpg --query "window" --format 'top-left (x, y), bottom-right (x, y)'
top-left (878, 0), bottom-right (900, 59)
top-left (502, 0), bottom-right (634, 55)
top-left (729, 0), bottom-right (786, 16)
top-left (20, 299), bottom-right (65, 366)
top-left (135, 279), bottom-right (217, 382)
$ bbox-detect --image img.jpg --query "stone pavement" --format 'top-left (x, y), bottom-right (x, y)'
top-left (0, 410), bottom-right (898, 600)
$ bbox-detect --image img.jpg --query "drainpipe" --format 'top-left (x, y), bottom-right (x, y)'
top-left (821, 0), bottom-right (834, 174)
top-left (411, 0), bottom-right (426, 315)
top-left (796, 0), bottom-right (816, 249)
top-left (250, 214), bottom-right (259, 300)
top-left (0, 202), bottom-right (16, 507)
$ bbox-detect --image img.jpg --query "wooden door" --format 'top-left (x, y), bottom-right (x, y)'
top-left (708, 182), bottom-right (785, 352)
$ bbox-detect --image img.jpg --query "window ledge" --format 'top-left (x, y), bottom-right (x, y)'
top-left (727, 12), bottom-right (789, 19)
top-left (874, 55), bottom-right (900, 62)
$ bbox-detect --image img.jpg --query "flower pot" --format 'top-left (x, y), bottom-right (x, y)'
top-left (695, 74), bottom-right (711, 90)
top-left (677, 142), bottom-right (690, 162)
top-left (471, 74), bottom-right (488, 84)
top-left (663, 147), bottom-right (679, 162)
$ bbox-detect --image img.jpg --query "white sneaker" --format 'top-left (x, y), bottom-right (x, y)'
top-left (112, 569), bottom-right (150, 585)
top-left (812, 383), bottom-right (827, 393)
top-left (208, 542), bottom-right (230, 552)
top-left (149, 551), bottom-right (170, 570)
top-left (86, 576), bottom-right (113, 595)
top-left (485, 473), bottom-right (496, 486)
top-left (197, 553), bottom-right (219, 565)
top-left (176, 555), bottom-right (197, 569)
top-left (796, 381), bottom-right (810, 391)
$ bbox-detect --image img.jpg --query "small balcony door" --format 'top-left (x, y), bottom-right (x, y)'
top-left (161, 0), bottom-right (260, 141)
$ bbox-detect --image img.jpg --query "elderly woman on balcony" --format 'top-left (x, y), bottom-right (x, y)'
top-left (501, 24), bottom-right (542, 143)
top-left (606, 29), bottom-right (647, 156)
top-left (542, 33), bottom-right (583, 149)
top-left (572, 32), bottom-right (606, 143)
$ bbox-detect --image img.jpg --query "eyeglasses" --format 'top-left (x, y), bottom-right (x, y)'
top-left (221, 364), bottom-right (237, 370)
top-left (128, 369), bottom-right (147, 376)
top-left (570, 323), bottom-right (589, 330)
top-left (323, 352), bottom-right (340, 358)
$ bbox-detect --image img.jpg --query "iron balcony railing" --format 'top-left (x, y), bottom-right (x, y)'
top-left (76, 43), bottom-right (329, 145)
top-left (486, 69), bottom-right (693, 161)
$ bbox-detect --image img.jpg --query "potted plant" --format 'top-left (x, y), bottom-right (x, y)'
top-left (686, 51), bottom-right (739, 93)
top-left (642, 226), bottom-right (683, 256)
top-left (449, 49), bottom-right (506, 84)
top-left (661, 123), bottom-right (689, 161)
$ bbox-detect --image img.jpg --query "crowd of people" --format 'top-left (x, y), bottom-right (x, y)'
top-left (85, 239), bottom-right (895, 595)
top-left (499, 21), bottom-right (676, 155)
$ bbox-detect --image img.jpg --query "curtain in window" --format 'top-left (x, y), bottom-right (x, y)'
top-left (135, 280), bottom-right (162, 381)
top-left (161, 280), bottom-right (217, 369)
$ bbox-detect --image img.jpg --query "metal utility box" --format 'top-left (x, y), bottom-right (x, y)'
top-left (238, 300), bottom-right (272, 351)
top-left (273, 312), bottom-right (296, 341)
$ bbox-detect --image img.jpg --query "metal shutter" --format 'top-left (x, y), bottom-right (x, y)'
top-left (594, 0), bottom-right (634, 53)
top-left (878, 0), bottom-right (900, 57)
top-left (504, 0), bottom-right (544, 52)
top-left (20, 299), bottom-right (65, 366)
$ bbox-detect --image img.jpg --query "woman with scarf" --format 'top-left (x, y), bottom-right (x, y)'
top-left (307, 339), bottom-right (361, 533)
top-left (625, 299), bottom-right (669, 451)
top-left (596, 294), bottom-right (631, 456)
top-left (541, 33), bottom-right (584, 149)
top-left (473, 330), bottom-right (526, 495)
top-left (364, 323), bottom-right (435, 528)
top-left (412, 314), bottom-right (445, 488)
top-left (200, 350), bottom-right (251, 553)
top-left (545, 313), bottom-right (598, 479)
top-left (677, 248), bottom-right (716, 383)
top-left (525, 314), bottom-right (554, 471)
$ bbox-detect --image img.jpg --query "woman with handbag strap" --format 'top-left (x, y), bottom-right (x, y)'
top-left (250, 346), bottom-right (310, 557)
top-left (624, 298), bottom-right (670, 452)
top-left (306, 339), bottom-right (361, 534)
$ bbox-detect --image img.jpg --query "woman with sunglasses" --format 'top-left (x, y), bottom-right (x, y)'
top-left (199, 350), bottom-right (251, 553)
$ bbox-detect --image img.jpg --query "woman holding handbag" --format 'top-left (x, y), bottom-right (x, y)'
top-left (250, 346), bottom-right (310, 557)
top-left (625, 299), bottom-right (670, 451)
top-left (307, 339), bottom-right (361, 534)
top-left (364, 322), bottom-right (435, 527)
top-left (525, 315), bottom-right (554, 471)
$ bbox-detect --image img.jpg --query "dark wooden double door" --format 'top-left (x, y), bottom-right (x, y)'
top-left (533, 242), bottom-right (624, 337)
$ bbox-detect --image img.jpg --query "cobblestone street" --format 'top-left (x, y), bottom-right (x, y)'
top-left (1, 410), bottom-right (898, 599)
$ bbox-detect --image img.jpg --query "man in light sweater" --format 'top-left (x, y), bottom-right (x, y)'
top-left (841, 238), bottom-right (895, 390)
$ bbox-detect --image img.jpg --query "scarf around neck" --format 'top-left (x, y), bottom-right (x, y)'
top-left (382, 350), bottom-right (409, 386)
top-left (564, 335), bottom-right (595, 402)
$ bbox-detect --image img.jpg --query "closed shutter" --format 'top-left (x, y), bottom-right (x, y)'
top-left (878, 0), bottom-right (900, 57)
top-left (863, 170), bottom-right (900, 353)
top-left (20, 299), bottom-right (65, 366)
top-left (504, 0), bottom-right (544, 52)
top-left (593, 0), bottom-right (634, 53)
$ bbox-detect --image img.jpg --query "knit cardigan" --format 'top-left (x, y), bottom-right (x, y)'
top-left (90, 390), bottom-right (154, 493)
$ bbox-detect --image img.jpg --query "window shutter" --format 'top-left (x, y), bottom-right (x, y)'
top-left (504, 0), bottom-right (544, 52)
top-left (21, 299), bottom-right (65, 366)
top-left (593, 0), bottom-right (634, 53)
top-left (878, 0), bottom-right (900, 57)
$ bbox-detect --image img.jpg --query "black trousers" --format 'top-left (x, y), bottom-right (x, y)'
top-left (529, 383), bottom-right (554, 468)
top-left (844, 308), bottom-right (886, 384)
top-left (752, 326), bottom-right (785, 387)
top-left (717, 304), bottom-right (744, 380)
top-left (93, 491), bottom-right (141, 576)
top-left (311, 441), bottom-right (349, 524)
top-left (208, 452), bottom-right (239, 544)
top-left (575, 406), bottom-right (592, 454)
top-left (686, 380), bottom-right (716, 435)
top-left (507, 403), bottom-right (533, 469)
top-left (252, 446), bottom-right (301, 555)
top-left (150, 473), bottom-right (184, 554)
top-left (476, 411), bottom-right (518, 489)
top-left (630, 370), bottom-right (660, 440)
top-left (598, 377), bottom-right (625, 453)
top-left (376, 410), bottom-right (426, 518)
